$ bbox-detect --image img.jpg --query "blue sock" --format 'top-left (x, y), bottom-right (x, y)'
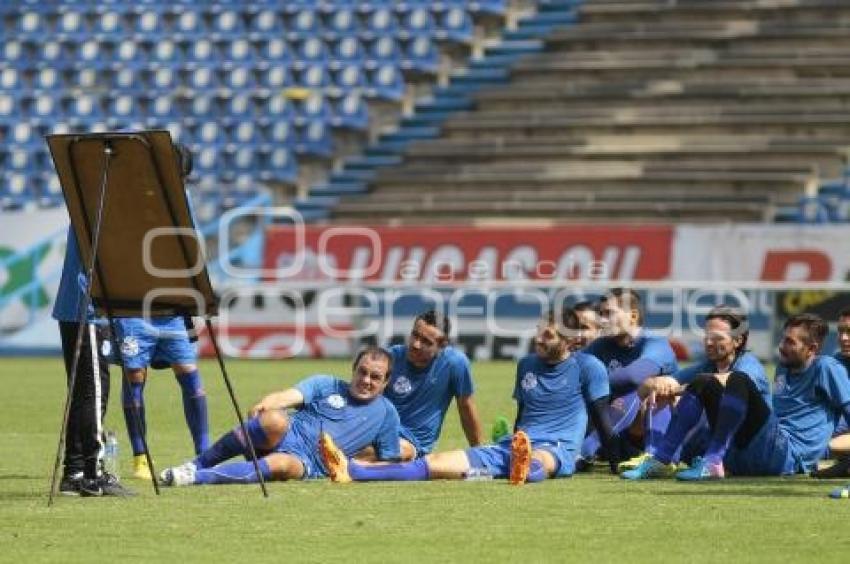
top-left (121, 378), bottom-right (146, 456)
top-left (581, 432), bottom-right (601, 459)
top-left (653, 392), bottom-right (704, 464)
top-left (704, 393), bottom-right (748, 464)
top-left (176, 370), bottom-right (210, 454)
top-left (194, 458), bottom-right (273, 485)
top-left (645, 405), bottom-right (672, 455)
top-left (195, 417), bottom-right (269, 469)
top-left (526, 459), bottom-right (547, 483)
top-left (348, 458), bottom-right (430, 481)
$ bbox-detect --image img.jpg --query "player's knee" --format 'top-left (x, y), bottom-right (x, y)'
top-left (400, 439), bottom-right (417, 461)
top-left (173, 363), bottom-right (197, 375)
top-left (127, 369), bottom-right (147, 383)
top-left (259, 409), bottom-right (290, 439)
top-left (264, 454), bottom-right (304, 481)
top-left (724, 371), bottom-right (752, 398)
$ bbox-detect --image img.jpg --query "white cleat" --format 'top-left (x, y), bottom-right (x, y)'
top-left (160, 462), bottom-right (198, 486)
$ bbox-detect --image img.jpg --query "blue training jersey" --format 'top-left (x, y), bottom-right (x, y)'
top-left (383, 344), bottom-right (474, 455)
top-left (585, 332), bottom-right (679, 394)
top-left (513, 351), bottom-right (609, 452)
top-left (833, 352), bottom-right (850, 433)
top-left (675, 352), bottom-right (771, 408)
top-left (290, 375), bottom-right (401, 461)
top-left (773, 355), bottom-right (850, 469)
top-left (52, 229), bottom-right (93, 322)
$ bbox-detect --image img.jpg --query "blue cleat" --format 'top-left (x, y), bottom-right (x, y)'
top-left (829, 485), bottom-right (850, 499)
top-left (675, 457), bottom-right (725, 481)
top-left (621, 455), bottom-right (676, 480)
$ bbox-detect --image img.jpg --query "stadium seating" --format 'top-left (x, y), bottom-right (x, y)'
top-left (0, 0), bottom-right (505, 211)
top-left (310, 0), bottom-right (850, 223)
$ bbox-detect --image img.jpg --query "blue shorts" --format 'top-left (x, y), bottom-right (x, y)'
top-left (272, 432), bottom-right (323, 480)
top-left (399, 426), bottom-right (425, 458)
top-left (114, 317), bottom-right (196, 370)
top-left (465, 437), bottom-right (577, 479)
top-left (724, 415), bottom-right (797, 476)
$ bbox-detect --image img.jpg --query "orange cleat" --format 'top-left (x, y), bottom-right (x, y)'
top-left (509, 430), bottom-right (532, 486)
top-left (319, 432), bottom-right (351, 484)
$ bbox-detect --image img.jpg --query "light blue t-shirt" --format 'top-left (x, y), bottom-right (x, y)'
top-left (291, 375), bottom-right (401, 461)
top-left (383, 345), bottom-right (474, 455)
top-left (675, 351), bottom-right (771, 407)
top-left (513, 351), bottom-right (609, 452)
top-left (833, 352), bottom-right (850, 433)
top-left (773, 355), bottom-right (850, 469)
top-left (585, 332), bottom-right (678, 395)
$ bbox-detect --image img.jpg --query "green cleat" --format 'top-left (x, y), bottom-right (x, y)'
top-left (490, 416), bottom-right (510, 443)
top-left (621, 456), bottom-right (677, 480)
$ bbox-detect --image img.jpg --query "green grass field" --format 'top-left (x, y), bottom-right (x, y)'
top-left (1, 357), bottom-right (849, 563)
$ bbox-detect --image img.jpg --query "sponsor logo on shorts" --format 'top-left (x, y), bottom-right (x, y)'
top-left (393, 375), bottom-right (412, 395)
top-left (327, 394), bottom-right (346, 409)
top-left (121, 336), bottom-right (139, 357)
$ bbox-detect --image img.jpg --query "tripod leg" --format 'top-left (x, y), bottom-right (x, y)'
top-left (204, 319), bottom-right (268, 497)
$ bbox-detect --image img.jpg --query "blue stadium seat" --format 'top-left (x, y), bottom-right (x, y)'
top-left (66, 94), bottom-right (105, 127)
top-left (2, 40), bottom-right (29, 66)
top-left (186, 39), bottom-right (218, 65)
top-left (264, 147), bottom-right (298, 182)
top-left (55, 9), bottom-right (89, 40)
top-left (295, 94), bottom-right (332, 126)
top-left (295, 121), bottom-right (333, 157)
top-left (193, 146), bottom-right (221, 174)
top-left (222, 39), bottom-right (256, 65)
top-left (402, 36), bottom-right (439, 72)
top-left (1, 172), bottom-right (31, 209)
top-left (288, 8), bottom-right (322, 38)
top-left (210, 8), bottom-right (246, 38)
top-left (92, 8), bottom-right (129, 38)
top-left (111, 68), bottom-right (139, 90)
top-left (106, 94), bottom-right (140, 127)
top-left (258, 64), bottom-right (292, 89)
top-left (334, 63), bottom-right (367, 91)
top-left (399, 7), bottom-right (435, 39)
top-left (332, 92), bottom-right (369, 130)
top-left (298, 63), bottom-right (332, 89)
top-left (224, 94), bottom-right (257, 122)
top-left (364, 8), bottom-right (398, 38)
top-left (367, 35), bottom-right (401, 68)
top-left (437, 7), bottom-right (474, 42)
top-left (295, 37), bottom-right (328, 65)
top-left (267, 120), bottom-right (295, 147)
top-left (185, 65), bottom-right (219, 90)
top-left (147, 94), bottom-right (179, 121)
top-left (250, 9), bottom-right (283, 36)
top-left (0, 93), bottom-right (16, 124)
top-left (795, 196), bottom-right (830, 224)
top-left (184, 94), bottom-right (218, 122)
top-left (112, 40), bottom-right (145, 69)
top-left (368, 64), bottom-right (404, 100)
top-left (29, 94), bottom-right (61, 123)
top-left (221, 65), bottom-right (257, 90)
top-left (468, 0), bottom-right (507, 16)
top-left (0, 68), bottom-right (23, 91)
top-left (75, 40), bottom-right (111, 70)
top-left (35, 40), bottom-right (71, 70)
top-left (151, 39), bottom-right (183, 66)
top-left (326, 8), bottom-right (359, 38)
top-left (227, 147), bottom-right (260, 174)
top-left (331, 36), bottom-right (366, 66)
top-left (231, 121), bottom-right (264, 145)
top-left (133, 7), bottom-right (167, 39)
top-left (195, 122), bottom-right (227, 146)
top-left (5, 148), bottom-right (37, 172)
top-left (172, 8), bottom-right (206, 38)
top-left (262, 96), bottom-right (295, 124)
top-left (258, 38), bottom-right (292, 63)
top-left (15, 10), bottom-right (49, 39)
top-left (39, 173), bottom-right (64, 208)
top-left (32, 67), bottom-right (63, 90)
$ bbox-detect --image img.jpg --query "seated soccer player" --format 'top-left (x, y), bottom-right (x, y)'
top-left (159, 347), bottom-right (400, 486)
top-left (813, 307), bottom-right (850, 479)
top-left (114, 316), bottom-right (210, 480)
top-left (581, 288), bottom-right (679, 465)
top-left (369, 310), bottom-right (482, 462)
top-left (572, 300), bottom-right (601, 351)
top-left (623, 313), bottom-right (850, 481)
top-left (622, 305), bottom-right (769, 478)
top-left (319, 309), bottom-right (621, 485)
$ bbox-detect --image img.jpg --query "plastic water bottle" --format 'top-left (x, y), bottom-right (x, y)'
top-left (464, 467), bottom-right (493, 481)
top-left (103, 430), bottom-right (119, 478)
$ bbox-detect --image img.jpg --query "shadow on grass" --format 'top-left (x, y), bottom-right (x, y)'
top-left (653, 479), bottom-right (846, 498)
top-left (0, 474), bottom-right (45, 480)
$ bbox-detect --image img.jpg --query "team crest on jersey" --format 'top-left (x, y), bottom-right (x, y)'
top-left (326, 394), bottom-right (346, 409)
top-left (607, 359), bottom-right (622, 374)
top-left (101, 339), bottom-right (112, 358)
top-left (774, 375), bottom-right (786, 394)
top-left (121, 336), bottom-right (139, 357)
top-left (393, 376), bottom-right (413, 395)
top-left (521, 372), bottom-right (538, 391)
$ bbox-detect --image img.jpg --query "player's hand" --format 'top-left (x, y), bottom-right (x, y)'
top-left (248, 403), bottom-right (266, 418)
top-left (652, 376), bottom-right (683, 399)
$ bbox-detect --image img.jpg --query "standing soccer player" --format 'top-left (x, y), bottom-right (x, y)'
top-left (375, 310), bottom-right (482, 460)
top-left (319, 309), bottom-right (622, 485)
top-left (113, 315), bottom-right (209, 479)
top-left (160, 347), bottom-right (400, 486)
